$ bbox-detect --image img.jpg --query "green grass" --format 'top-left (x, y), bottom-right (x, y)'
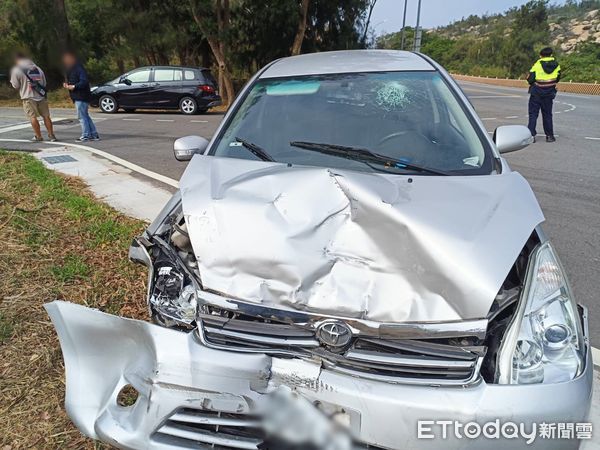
top-left (0, 312), bottom-right (14, 344)
top-left (0, 150), bottom-right (147, 448)
top-left (51, 255), bottom-right (90, 282)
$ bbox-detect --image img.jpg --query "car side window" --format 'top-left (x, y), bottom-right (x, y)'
top-left (127, 69), bottom-right (151, 83)
top-left (184, 70), bottom-right (196, 81)
top-left (154, 69), bottom-right (182, 82)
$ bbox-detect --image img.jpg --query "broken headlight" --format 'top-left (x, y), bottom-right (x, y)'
top-left (496, 242), bottom-right (585, 384)
top-left (149, 241), bottom-right (199, 328)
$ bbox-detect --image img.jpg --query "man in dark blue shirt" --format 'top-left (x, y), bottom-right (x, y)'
top-left (63, 50), bottom-right (100, 142)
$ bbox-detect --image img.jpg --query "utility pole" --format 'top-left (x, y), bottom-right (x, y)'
top-left (400, 0), bottom-right (408, 50)
top-left (413, 0), bottom-right (423, 52)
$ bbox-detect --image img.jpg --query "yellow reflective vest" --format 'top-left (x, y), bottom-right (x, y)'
top-left (528, 57), bottom-right (561, 88)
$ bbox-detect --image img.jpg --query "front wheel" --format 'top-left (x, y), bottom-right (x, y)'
top-left (99, 95), bottom-right (117, 113)
top-left (179, 97), bottom-right (198, 115)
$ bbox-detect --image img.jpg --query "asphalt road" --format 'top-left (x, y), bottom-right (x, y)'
top-left (1, 81), bottom-right (599, 345)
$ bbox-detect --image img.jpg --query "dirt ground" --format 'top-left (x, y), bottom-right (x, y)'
top-left (0, 151), bottom-right (148, 449)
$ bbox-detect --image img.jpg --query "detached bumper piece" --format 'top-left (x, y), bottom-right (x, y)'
top-left (46, 301), bottom-right (593, 450)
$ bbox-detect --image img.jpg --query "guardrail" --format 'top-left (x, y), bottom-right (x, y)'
top-left (451, 74), bottom-right (600, 95)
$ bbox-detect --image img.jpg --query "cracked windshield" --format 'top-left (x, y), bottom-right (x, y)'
top-left (213, 71), bottom-right (493, 175)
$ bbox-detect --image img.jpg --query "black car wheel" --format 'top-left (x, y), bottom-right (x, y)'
top-left (99, 95), bottom-right (117, 113)
top-left (179, 97), bottom-right (198, 115)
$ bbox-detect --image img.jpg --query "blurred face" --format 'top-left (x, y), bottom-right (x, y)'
top-left (62, 53), bottom-right (76, 67)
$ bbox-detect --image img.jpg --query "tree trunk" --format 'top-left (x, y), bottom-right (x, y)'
top-left (291, 0), bottom-right (311, 55)
top-left (361, 0), bottom-right (377, 46)
top-left (53, 0), bottom-right (72, 52)
top-left (190, 0), bottom-right (235, 105)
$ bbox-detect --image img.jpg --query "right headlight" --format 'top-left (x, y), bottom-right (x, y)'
top-left (496, 241), bottom-right (585, 384)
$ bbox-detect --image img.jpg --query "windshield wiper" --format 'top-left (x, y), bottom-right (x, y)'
top-left (289, 141), bottom-right (449, 176)
top-left (235, 137), bottom-right (275, 162)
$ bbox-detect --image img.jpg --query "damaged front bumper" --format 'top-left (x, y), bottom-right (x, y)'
top-left (46, 301), bottom-right (593, 450)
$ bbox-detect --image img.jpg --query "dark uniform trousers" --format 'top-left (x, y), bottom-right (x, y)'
top-left (527, 86), bottom-right (555, 137)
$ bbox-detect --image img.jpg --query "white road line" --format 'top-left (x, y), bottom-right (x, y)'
top-left (481, 118), bottom-right (497, 121)
top-left (469, 95), bottom-right (522, 99)
top-left (505, 116), bottom-right (519, 119)
top-left (122, 118), bottom-right (141, 121)
top-left (585, 137), bottom-right (600, 141)
top-left (593, 347), bottom-right (600, 371)
top-left (0, 138), bottom-right (179, 188)
top-left (156, 119), bottom-right (174, 122)
top-left (0, 117), bottom-right (69, 134)
top-left (190, 120), bottom-right (209, 123)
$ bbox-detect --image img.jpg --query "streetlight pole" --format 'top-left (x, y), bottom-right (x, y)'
top-left (400, 0), bottom-right (408, 50)
top-left (413, 0), bottom-right (423, 52)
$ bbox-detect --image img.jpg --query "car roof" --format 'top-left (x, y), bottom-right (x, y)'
top-left (130, 66), bottom-right (210, 71)
top-left (260, 50), bottom-right (435, 79)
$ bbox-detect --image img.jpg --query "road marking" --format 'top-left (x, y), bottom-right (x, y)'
top-left (593, 347), bottom-right (600, 371)
top-left (0, 117), bottom-right (69, 134)
top-left (0, 138), bottom-right (179, 188)
top-left (122, 118), bottom-right (141, 121)
top-left (469, 95), bottom-right (522, 99)
top-left (156, 119), bottom-right (174, 122)
top-left (190, 120), bottom-right (209, 123)
top-left (585, 137), bottom-right (600, 141)
top-left (481, 118), bottom-right (497, 120)
top-left (505, 116), bottom-right (519, 119)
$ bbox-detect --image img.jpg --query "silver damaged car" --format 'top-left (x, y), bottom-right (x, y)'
top-left (46, 50), bottom-right (592, 449)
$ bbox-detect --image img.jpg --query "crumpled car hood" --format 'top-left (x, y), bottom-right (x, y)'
top-left (179, 156), bottom-right (544, 322)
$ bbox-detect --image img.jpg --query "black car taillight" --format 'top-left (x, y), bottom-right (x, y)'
top-left (198, 84), bottom-right (215, 94)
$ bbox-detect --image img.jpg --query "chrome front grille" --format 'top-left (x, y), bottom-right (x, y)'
top-left (198, 311), bottom-right (485, 386)
top-left (153, 409), bottom-right (263, 449)
top-left (153, 408), bottom-right (387, 449)
top-left (201, 314), bottom-right (319, 349)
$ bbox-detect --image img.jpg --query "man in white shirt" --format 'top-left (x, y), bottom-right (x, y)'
top-left (10, 52), bottom-right (57, 142)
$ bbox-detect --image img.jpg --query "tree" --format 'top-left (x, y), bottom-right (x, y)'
top-left (291, 0), bottom-right (311, 55)
top-left (189, 0), bottom-right (235, 105)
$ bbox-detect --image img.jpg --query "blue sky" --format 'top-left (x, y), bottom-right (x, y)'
top-left (370, 0), bottom-right (567, 34)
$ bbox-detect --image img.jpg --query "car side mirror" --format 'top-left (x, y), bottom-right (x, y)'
top-left (493, 125), bottom-right (533, 154)
top-left (173, 135), bottom-right (209, 161)
top-left (120, 77), bottom-right (132, 86)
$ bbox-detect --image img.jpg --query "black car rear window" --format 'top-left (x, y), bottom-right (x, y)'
top-left (201, 70), bottom-right (217, 86)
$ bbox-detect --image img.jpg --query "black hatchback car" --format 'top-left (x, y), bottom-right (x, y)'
top-left (91, 66), bottom-right (221, 114)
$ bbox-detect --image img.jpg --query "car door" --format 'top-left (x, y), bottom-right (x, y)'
top-left (118, 68), bottom-right (154, 108)
top-left (152, 68), bottom-right (183, 107)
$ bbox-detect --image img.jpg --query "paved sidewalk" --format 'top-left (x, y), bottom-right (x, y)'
top-left (33, 144), bottom-right (173, 222)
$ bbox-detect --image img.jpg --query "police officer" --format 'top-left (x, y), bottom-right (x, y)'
top-left (527, 47), bottom-right (561, 143)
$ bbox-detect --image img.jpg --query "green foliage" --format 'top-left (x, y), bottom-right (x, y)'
top-left (0, 0), bottom-right (375, 88)
top-left (560, 42), bottom-right (600, 82)
top-left (377, 0), bottom-right (598, 82)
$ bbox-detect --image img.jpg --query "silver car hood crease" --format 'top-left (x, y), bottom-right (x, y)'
top-left (180, 156), bottom-right (544, 322)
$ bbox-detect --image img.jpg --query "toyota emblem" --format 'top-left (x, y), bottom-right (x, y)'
top-left (316, 321), bottom-right (352, 348)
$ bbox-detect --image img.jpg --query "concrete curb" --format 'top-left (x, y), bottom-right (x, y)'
top-left (0, 138), bottom-right (179, 188)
